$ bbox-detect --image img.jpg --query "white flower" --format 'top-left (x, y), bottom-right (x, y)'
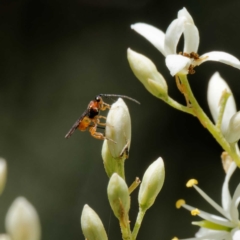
top-left (131, 7), bottom-right (240, 76)
top-left (176, 162), bottom-right (240, 240)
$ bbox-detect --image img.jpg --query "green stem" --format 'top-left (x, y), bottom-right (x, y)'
top-left (119, 218), bottom-right (132, 240)
top-left (178, 74), bottom-right (240, 167)
top-left (132, 208), bottom-right (146, 240)
top-left (161, 96), bottom-right (195, 116)
top-left (116, 158), bottom-right (126, 180)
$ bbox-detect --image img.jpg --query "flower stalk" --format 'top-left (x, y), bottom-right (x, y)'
top-left (178, 74), bottom-right (240, 166)
top-left (132, 208), bottom-right (145, 240)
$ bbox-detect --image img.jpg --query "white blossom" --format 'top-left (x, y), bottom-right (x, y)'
top-left (131, 8), bottom-right (240, 76)
top-left (176, 162), bottom-right (240, 240)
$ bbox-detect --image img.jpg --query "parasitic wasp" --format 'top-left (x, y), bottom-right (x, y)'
top-left (65, 94), bottom-right (140, 141)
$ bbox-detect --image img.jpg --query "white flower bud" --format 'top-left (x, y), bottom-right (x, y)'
top-left (207, 72), bottom-right (236, 135)
top-left (127, 48), bottom-right (168, 98)
top-left (81, 204), bottom-right (108, 240)
top-left (107, 173), bottom-right (130, 225)
top-left (138, 157), bottom-right (165, 211)
top-left (101, 140), bottom-right (118, 177)
top-left (105, 98), bottom-right (131, 159)
top-left (0, 158), bottom-right (7, 195)
top-left (5, 197), bottom-right (41, 240)
top-left (224, 111), bottom-right (240, 143)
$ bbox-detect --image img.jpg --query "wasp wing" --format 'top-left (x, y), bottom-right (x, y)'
top-left (65, 110), bottom-right (88, 139)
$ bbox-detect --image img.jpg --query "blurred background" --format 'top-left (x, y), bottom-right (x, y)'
top-left (1, 0), bottom-right (240, 239)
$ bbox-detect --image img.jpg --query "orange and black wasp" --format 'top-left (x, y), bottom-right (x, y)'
top-left (65, 94), bottom-right (140, 141)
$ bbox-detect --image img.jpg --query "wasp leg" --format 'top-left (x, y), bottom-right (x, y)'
top-left (98, 116), bottom-right (107, 120)
top-left (89, 126), bottom-right (106, 140)
top-left (97, 116), bottom-right (107, 126)
top-left (100, 103), bottom-right (111, 111)
top-left (96, 116), bottom-right (114, 128)
top-left (89, 126), bottom-right (116, 143)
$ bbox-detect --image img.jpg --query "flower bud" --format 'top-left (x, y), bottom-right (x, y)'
top-left (0, 234), bottom-right (11, 240)
top-left (81, 204), bottom-right (108, 240)
top-left (0, 158), bottom-right (7, 195)
top-left (107, 173), bottom-right (130, 225)
top-left (224, 111), bottom-right (240, 143)
top-left (127, 48), bottom-right (168, 98)
top-left (105, 98), bottom-right (131, 159)
top-left (207, 72), bottom-right (236, 135)
top-left (5, 197), bottom-right (41, 240)
top-left (138, 157), bottom-right (165, 211)
top-left (102, 140), bottom-right (118, 177)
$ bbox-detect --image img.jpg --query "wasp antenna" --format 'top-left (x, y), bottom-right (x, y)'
top-left (99, 94), bottom-right (140, 105)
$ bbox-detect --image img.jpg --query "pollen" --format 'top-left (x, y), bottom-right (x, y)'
top-left (172, 237), bottom-right (179, 240)
top-left (191, 208), bottom-right (200, 216)
top-left (176, 199), bottom-right (185, 209)
top-left (186, 179), bottom-right (198, 187)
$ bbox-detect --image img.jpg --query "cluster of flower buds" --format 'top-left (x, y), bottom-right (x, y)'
top-left (80, 96), bottom-right (166, 239)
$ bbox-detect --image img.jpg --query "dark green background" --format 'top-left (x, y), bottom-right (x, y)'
top-left (0, 0), bottom-right (240, 239)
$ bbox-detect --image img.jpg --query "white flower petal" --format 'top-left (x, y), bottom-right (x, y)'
top-left (183, 24), bottom-right (199, 54)
top-left (222, 162), bottom-right (237, 215)
top-left (164, 18), bottom-right (185, 55)
top-left (232, 229), bottom-right (240, 240)
top-left (195, 228), bottom-right (231, 239)
top-left (178, 7), bottom-right (194, 23)
top-left (131, 23), bottom-right (166, 56)
top-left (230, 183), bottom-right (240, 223)
top-left (207, 72), bottom-right (237, 135)
top-left (165, 54), bottom-right (191, 76)
top-left (197, 51), bottom-right (240, 69)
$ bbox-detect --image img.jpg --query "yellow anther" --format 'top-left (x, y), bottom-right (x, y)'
top-left (191, 208), bottom-right (200, 216)
top-left (172, 237), bottom-right (178, 240)
top-left (186, 179), bottom-right (198, 187)
top-left (176, 199), bottom-right (185, 209)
